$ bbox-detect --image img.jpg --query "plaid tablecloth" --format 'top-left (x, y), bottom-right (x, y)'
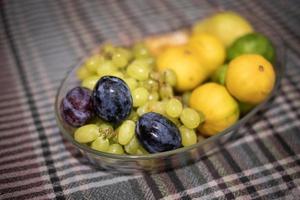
top-left (1, 0), bottom-right (300, 199)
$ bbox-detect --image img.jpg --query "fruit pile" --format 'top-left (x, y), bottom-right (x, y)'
top-left (61, 43), bottom-right (205, 154)
top-left (60, 11), bottom-right (276, 155)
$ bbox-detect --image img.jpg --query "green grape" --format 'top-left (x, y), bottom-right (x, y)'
top-left (148, 101), bottom-right (166, 115)
top-left (159, 84), bottom-right (173, 99)
top-left (148, 92), bottom-right (159, 101)
top-left (76, 65), bottom-right (93, 81)
top-left (166, 116), bottom-right (181, 127)
top-left (135, 58), bottom-right (152, 68)
top-left (74, 124), bottom-right (100, 143)
top-left (180, 108), bottom-right (202, 129)
top-left (117, 120), bottom-right (135, 145)
top-left (132, 87), bottom-right (149, 107)
top-left (163, 69), bottom-right (177, 87)
top-left (197, 111), bottom-right (205, 124)
top-left (107, 143), bottom-right (124, 154)
top-left (137, 103), bottom-right (149, 116)
top-left (96, 60), bottom-right (117, 77)
top-left (124, 136), bottom-right (139, 154)
top-left (133, 43), bottom-right (151, 58)
top-left (117, 47), bottom-right (133, 61)
top-left (126, 59), bottom-right (150, 81)
top-left (112, 50), bottom-right (129, 68)
top-left (91, 136), bottom-right (110, 152)
top-left (136, 145), bottom-right (149, 155)
top-left (134, 57), bottom-right (155, 69)
top-left (93, 118), bottom-right (104, 127)
top-left (141, 79), bottom-right (159, 92)
top-left (98, 123), bottom-right (115, 139)
top-left (110, 71), bottom-right (124, 79)
top-left (179, 126), bottom-right (197, 147)
top-left (85, 55), bottom-right (104, 73)
top-left (124, 77), bottom-right (138, 92)
top-left (127, 110), bottom-right (139, 121)
top-left (150, 71), bottom-right (161, 81)
top-left (142, 57), bottom-right (155, 67)
top-left (182, 91), bottom-right (192, 106)
top-left (166, 98), bottom-right (183, 118)
top-left (102, 43), bottom-right (115, 56)
top-left (109, 134), bottom-right (118, 144)
top-left (124, 136), bottom-right (140, 154)
top-left (81, 75), bottom-right (100, 90)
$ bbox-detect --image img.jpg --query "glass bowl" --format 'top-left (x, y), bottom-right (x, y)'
top-left (54, 11), bottom-right (285, 173)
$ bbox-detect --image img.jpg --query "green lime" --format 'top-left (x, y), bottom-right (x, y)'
top-left (238, 101), bottom-right (255, 115)
top-left (211, 64), bottom-right (228, 85)
top-left (227, 33), bottom-right (275, 63)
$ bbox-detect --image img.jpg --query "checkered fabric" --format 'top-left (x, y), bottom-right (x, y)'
top-left (0, 0), bottom-right (300, 199)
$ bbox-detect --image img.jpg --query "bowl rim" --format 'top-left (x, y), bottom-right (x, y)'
top-left (54, 25), bottom-right (286, 161)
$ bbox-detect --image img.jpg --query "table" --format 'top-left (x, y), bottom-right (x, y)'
top-left (0, 0), bottom-right (300, 199)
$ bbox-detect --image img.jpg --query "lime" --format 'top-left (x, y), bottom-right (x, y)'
top-left (238, 101), bottom-right (255, 115)
top-left (211, 64), bottom-right (228, 85)
top-left (227, 33), bottom-right (275, 63)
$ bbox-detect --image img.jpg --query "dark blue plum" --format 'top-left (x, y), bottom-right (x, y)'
top-left (60, 87), bottom-right (94, 127)
top-left (92, 76), bottom-right (132, 124)
top-left (136, 112), bottom-right (182, 153)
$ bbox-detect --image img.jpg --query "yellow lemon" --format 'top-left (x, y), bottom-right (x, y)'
top-left (189, 83), bottom-right (239, 136)
top-left (156, 45), bottom-right (208, 91)
top-left (226, 54), bottom-right (275, 104)
top-left (188, 33), bottom-right (226, 75)
top-left (193, 11), bottom-right (253, 47)
top-left (193, 18), bottom-right (210, 33)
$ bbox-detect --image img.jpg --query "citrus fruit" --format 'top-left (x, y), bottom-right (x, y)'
top-left (211, 64), bottom-right (228, 85)
top-left (193, 11), bottom-right (254, 47)
top-left (239, 101), bottom-right (255, 115)
top-left (188, 32), bottom-right (226, 75)
top-left (156, 45), bottom-right (208, 91)
top-left (227, 33), bottom-right (275, 63)
top-left (226, 54), bottom-right (275, 104)
top-left (189, 83), bottom-right (239, 136)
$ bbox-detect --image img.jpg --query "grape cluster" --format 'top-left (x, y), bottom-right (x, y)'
top-left (62, 43), bottom-right (205, 155)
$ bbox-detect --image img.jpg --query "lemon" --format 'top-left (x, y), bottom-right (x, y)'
top-left (227, 33), bottom-right (275, 63)
top-left (156, 45), bottom-right (208, 91)
top-left (189, 83), bottom-right (239, 136)
top-left (193, 11), bottom-right (254, 47)
top-left (193, 18), bottom-right (210, 33)
top-left (226, 54), bottom-right (275, 104)
top-left (188, 33), bottom-right (226, 75)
